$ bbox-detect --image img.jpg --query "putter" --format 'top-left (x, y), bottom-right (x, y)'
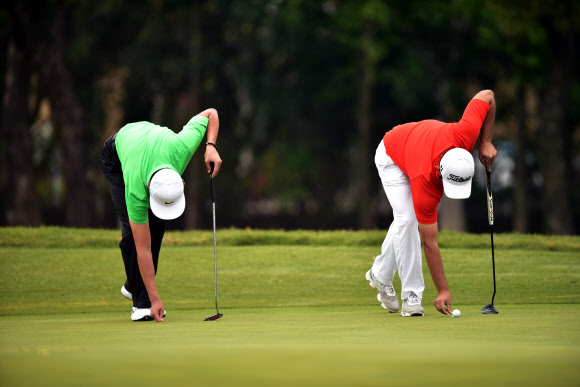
top-left (205, 162), bottom-right (223, 321)
top-left (482, 160), bottom-right (498, 314)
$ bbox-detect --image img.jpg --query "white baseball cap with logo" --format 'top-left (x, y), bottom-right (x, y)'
top-left (149, 168), bottom-right (186, 220)
top-left (439, 148), bottom-right (475, 199)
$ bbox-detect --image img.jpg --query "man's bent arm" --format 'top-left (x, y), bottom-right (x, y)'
top-left (419, 222), bottom-right (452, 315)
top-left (196, 108), bottom-right (222, 178)
top-left (130, 220), bottom-right (165, 321)
top-left (473, 90), bottom-right (497, 170)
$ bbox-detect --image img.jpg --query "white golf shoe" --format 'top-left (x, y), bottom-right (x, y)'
top-left (131, 307), bottom-right (167, 322)
top-left (366, 270), bottom-right (400, 313)
top-left (401, 292), bottom-right (425, 317)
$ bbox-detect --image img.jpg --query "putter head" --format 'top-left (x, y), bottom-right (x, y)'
top-left (481, 303), bottom-right (498, 314)
top-left (204, 313), bottom-right (223, 321)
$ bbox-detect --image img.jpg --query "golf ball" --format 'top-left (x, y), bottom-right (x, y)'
top-left (452, 309), bottom-right (461, 317)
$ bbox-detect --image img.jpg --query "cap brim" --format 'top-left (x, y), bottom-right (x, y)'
top-left (150, 194), bottom-right (186, 220)
top-left (442, 179), bottom-right (472, 199)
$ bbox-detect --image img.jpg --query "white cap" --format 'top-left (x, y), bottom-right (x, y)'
top-left (149, 168), bottom-right (185, 220)
top-left (440, 148), bottom-right (474, 199)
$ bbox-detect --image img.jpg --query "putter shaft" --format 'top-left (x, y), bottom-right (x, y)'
top-left (212, 199), bottom-right (219, 315)
top-left (205, 162), bottom-right (222, 321)
top-left (482, 163), bottom-right (498, 314)
top-left (490, 224), bottom-right (496, 306)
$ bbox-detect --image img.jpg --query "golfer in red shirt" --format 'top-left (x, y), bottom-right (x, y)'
top-left (366, 90), bottom-right (497, 316)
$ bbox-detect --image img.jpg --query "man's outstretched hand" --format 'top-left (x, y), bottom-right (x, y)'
top-left (150, 300), bottom-right (165, 322)
top-left (434, 290), bottom-right (452, 315)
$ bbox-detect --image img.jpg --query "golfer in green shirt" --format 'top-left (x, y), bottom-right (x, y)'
top-left (99, 109), bottom-right (222, 321)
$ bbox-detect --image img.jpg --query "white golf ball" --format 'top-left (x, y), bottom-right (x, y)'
top-left (452, 309), bottom-right (461, 317)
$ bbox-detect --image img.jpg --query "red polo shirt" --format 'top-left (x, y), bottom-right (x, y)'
top-left (383, 98), bottom-right (490, 224)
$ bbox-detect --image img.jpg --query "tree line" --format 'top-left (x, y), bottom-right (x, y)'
top-left (1, 0), bottom-right (578, 234)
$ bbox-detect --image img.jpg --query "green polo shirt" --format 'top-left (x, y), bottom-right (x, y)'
top-left (115, 116), bottom-right (208, 223)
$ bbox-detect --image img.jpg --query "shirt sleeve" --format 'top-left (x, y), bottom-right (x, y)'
top-left (452, 98), bottom-right (491, 150)
top-left (176, 115), bottom-right (208, 152)
top-left (125, 186), bottom-right (149, 224)
top-left (410, 176), bottom-right (441, 224)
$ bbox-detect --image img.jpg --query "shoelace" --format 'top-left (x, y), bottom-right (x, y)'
top-left (408, 293), bottom-right (420, 304)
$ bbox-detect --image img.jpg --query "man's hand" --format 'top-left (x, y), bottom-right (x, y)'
top-left (478, 142), bottom-right (497, 171)
top-left (205, 145), bottom-right (222, 178)
top-left (434, 290), bottom-right (452, 315)
top-left (150, 299), bottom-right (165, 322)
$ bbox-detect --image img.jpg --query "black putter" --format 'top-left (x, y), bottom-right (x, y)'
top-left (482, 160), bottom-right (498, 314)
top-left (205, 162), bottom-right (223, 321)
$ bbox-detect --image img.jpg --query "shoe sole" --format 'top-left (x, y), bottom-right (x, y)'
top-left (377, 294), bottom-right (399, 313)
top-left (401, 311), bottom-right (424, 317)
top-left (121, 286), bottom-right (132, 301)
top-left (131, 310), bottom-right (167, 322)
top-left (132, 315), bottom-right (154, 322)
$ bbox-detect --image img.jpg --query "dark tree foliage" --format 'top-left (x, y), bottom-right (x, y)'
top-left (0, 0), bottom-right (578, 234)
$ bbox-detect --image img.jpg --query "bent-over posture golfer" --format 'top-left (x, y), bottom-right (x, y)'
top-left (99, 109), bottom-right (222, 321)
top-left (366, 90), bottom-right (497, 316)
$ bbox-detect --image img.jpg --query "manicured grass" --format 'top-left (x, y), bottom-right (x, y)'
top-left (0, 228), bottom-right (579, 386)
top-left (1, 306), bottom-right (579, 387)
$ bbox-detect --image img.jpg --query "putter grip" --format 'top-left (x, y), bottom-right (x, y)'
top-left (485, 168), bottom-right (494, 226)
top-left (209, 162), bottom-right (216, 203)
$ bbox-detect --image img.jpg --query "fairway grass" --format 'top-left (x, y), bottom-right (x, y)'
top-left (0, 228), bottom-right (579, 386)
top-left (1, 305), bottom-right (579, 387)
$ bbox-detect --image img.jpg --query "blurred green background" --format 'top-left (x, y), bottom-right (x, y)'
top-left (1, 0), bottom-right (579, 233)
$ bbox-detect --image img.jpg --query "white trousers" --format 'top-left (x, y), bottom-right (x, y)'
top-left (371, 141), bottom-right (425, 301)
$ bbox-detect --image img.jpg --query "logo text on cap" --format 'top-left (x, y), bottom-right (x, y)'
top-left (447, 174), bottom-right (471, 183)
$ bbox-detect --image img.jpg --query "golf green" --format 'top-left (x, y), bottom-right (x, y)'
top-left (0, 228), bottom-right (579, 386)
top-left (1, 305), bottom-right (579, 386)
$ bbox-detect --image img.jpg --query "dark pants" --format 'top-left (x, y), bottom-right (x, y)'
top-left (99, 134), bottom-right (165, 309)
